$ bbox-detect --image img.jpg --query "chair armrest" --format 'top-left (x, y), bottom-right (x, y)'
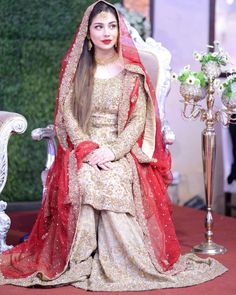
top-left (0, 111), bottom-right (27, 194)
top-left (31, 124), bottom-right (56, 170)
top-left (0, 111), bottom-right (27, 252)
top-left (31, 125), bottom-right (56, 193)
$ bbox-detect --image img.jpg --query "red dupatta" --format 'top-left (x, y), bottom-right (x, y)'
top-left (0, 0), bottom-right (180, 282)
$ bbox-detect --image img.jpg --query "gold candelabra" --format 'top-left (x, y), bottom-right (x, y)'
top-left (178, 43), bottom-right (236, 255)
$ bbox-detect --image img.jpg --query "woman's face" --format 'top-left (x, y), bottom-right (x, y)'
top-left (89, 11), bottom-right (118, 52)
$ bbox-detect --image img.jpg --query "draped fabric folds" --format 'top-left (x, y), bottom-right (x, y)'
top-left (0, 0), bottom-right (180, 281)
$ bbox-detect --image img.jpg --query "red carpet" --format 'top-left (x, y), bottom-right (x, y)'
top-left (1, 206), bottom-right (235, 295)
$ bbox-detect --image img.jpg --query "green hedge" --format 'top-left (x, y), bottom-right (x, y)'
top-left (0, 0), bottom-right (120, 202)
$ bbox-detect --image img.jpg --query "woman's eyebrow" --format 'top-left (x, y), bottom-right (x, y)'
top-left (93, 21), bottom-right (117, 25)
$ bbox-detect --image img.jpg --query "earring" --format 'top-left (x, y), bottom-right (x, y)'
top-left (87, 36), bottom-right (93, 51)
top-left (115, 42), bottom-right (118, 48)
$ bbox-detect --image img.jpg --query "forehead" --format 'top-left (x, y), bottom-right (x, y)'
top-left (91, 11), bottom-right (117, 25)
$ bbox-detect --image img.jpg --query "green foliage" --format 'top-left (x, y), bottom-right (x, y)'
top-left (199, 52), bottom-right (227, 66)
top-left (223, 75), bottom-right (236, 99)
top-left (194, 50), bottom-right (229, 66)
top-left (178, 71), bottom-right (207, 87)
top-left (174, 69), bottom-right (208, 88)
top-left (0, 0), bottom-right (120, 202)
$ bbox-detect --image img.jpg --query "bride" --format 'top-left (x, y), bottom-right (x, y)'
top-left (0, 0), bottom-right (227, 291)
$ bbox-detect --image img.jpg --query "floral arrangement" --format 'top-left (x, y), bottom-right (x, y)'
top-left (172, 65), bottom-right (208, 88)
top-left (220, 74), bottom-right (236, 99)
top-left (193, 50), bottom-right (229, 66)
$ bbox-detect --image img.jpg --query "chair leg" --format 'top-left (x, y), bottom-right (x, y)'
top-left (225, 192), bottom-right (232, 216)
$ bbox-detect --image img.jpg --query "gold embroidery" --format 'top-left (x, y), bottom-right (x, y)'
top-left (125, 64), bottom-right (156, 159)
top-left (127, 154), bottom-right (164, 273)
top-left (109, 72), bottom-right (147, 160)
top-left (99, 11), bottom-right (110, 20)
top-left (1, 205), bottom-right (227, 289)
top-left (131, 143), bottom-right (152, 163)
top-left (63, 91), bottom-right (89, 146)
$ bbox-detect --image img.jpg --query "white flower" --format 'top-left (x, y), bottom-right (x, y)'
top-left (214, 79), bottom-right (221, 87)
top-left (225, 52), bottom-right (230, 60)
top-left (212, 52), bottom-right (218, 57)
top-left (226, 75), bottom-right (236, 82)
top-left (230, 68), bottom-right (236, 74)
top-left (193, 51), bottom-right (202, 61)
top-left (219, 84), bottom-right (224, 91)
top-left (221, 56), bottom-right (228, 63)
top-left (186, 76), bottom-right (195, 85)
top-left (227, 68), bottom-right (234, 74)
top-left (225, 55), bottom-right (229, 62)
top-left (171, 72), bottom-right (178, 80)
top-left (184, 65), bottom-right (190, 71)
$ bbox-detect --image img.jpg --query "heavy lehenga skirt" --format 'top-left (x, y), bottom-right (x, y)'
top-left (0, 157), bottom-right (227, 290)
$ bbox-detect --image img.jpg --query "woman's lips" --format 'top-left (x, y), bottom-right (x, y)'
top-left (102, 40), bottom-right (112, 44)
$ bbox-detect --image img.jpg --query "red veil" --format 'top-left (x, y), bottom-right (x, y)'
top-left (0, 0), bottom-right (180, 281)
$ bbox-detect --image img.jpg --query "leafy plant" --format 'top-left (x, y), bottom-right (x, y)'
top-left (172, 66), bottom-right (208, 88)
top-left (222, 74), bottom-right (236, 99)
top-left (193, 51), bottom-right (229, 66)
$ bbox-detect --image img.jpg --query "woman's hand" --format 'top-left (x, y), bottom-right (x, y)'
top-left (88, 161), bottom-right (113, 171)
top-left (97, 161), bottom-right (113, 171)
top-left (88, 147), bottom-right (115, 166)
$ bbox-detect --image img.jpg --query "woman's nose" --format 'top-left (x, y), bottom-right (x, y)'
top-left (103, 27), bottom-right (110, 37)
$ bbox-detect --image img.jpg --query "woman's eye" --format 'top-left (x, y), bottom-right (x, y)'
top-left (95, 25), bottom-right (103, 30)
top-left (110, 24), bottom-right (117, 29)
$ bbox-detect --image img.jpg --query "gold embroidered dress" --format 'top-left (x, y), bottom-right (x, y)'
top-left (0, 71), bottom-right (227, 291)
top-left (79, 71), bottom-right (139, 215)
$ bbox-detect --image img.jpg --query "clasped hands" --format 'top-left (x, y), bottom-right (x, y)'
top-left (87, 147), bottom-right (115, 171)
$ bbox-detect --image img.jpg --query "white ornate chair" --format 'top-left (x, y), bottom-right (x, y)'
top-left (0, 111), bottom-right (27, 252)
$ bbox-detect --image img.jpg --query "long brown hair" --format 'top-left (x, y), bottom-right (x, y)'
top-left (72, 2), bottom-right (119, 133)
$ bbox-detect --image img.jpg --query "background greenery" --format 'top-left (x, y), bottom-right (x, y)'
top-left (0, 0), bottom-right (119, 202)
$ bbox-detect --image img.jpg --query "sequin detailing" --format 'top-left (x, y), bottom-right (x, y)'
top-left (63, 92), bottom-right (90, 146)
top-left (78, 72), bottom-right (136, 214)
top-left (125, 64), bottom-right (157, 159)
top-left (97, 72), bottom-right (147, 160)
top-left (0, 205), bottom-right (227, 290)
top-left (88, 71), bottom-right (124, 147)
